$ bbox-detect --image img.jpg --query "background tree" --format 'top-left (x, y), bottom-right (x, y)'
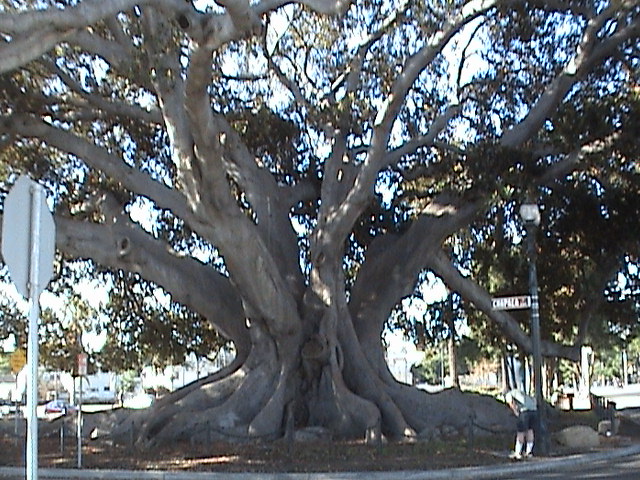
top-left (0, 0), bottom-right (638, 447)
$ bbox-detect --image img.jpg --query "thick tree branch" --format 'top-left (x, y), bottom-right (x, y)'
top-left (318, 103), bottom-right (461, 255)
top-left (0, 0), bottom-right (192, 74)
top-left (428, 250), bottom-right (580, 362)
top-left (213, 118), bottom-right (304, 292)
top-left (185, 46), bottom-right (301, 335)
top-left (501, 6), bottom-right (640, 148)
top-left (351, 196), bottom-right (482, 338)
top-left (0, 28), bottom-right (72, 75)
top-left (70, 31), bottom-right (132, 70)
top-left (537, 131), bottom-right (622, 186)
top-left (45, 61), bottom-right (163, 126)
top-left (11, 119), bottom-right (175, 205)
top-left (298, 0), bottom-right (352, 14)
top-left (0, 211), bottom-right (248, 352)
top-left (215, 0), bottom-right (261, 34)
top-left (316, 3), bottom-right (494, 252)
top-left (316, 0), bottom-right (410, 211)
top-left (58, 216), bottom-right (249, 353)
top-left (9, 117), bottom-right (214, 240)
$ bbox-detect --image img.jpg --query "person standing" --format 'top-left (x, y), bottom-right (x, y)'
top-left (505, 388), bottom-right (538, 459)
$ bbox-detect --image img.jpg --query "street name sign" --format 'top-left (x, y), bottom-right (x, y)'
top-left (491, 295), bottom-right (531, 311)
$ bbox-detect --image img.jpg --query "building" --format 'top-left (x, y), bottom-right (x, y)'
top-left (0, 375), bottom-right (14, 402)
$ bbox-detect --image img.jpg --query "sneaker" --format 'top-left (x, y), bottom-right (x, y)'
top-left (509, 452), bottom-right (522, 460)
top-left (523, 451), bottom-right (533, 458)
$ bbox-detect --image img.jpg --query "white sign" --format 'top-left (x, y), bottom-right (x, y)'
top-left (492, 295), bottom-right (531, 311)
top-left (2, 175), bottom-right (55, 298)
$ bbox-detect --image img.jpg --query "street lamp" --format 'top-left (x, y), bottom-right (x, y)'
top-left (519, 202), bottom-right (548, 455)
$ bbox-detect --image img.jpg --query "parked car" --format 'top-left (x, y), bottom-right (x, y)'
top-left (0, 401), bottom-right (14, 417)
top-left (122, 392), bottom-right (154, 409)
top-left (44, 399), bottom-right (76, 415)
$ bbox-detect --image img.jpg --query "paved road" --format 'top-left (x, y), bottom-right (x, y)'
top-left (498, 452), bottom-right (640, 479)
top-left (2, 445), bottom-right (640, 479)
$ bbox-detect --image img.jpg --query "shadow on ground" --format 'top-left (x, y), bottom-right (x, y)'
top-left (1, 408), bottom-right (639, 473)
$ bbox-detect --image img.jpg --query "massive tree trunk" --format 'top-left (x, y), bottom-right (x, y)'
top-left (101, 287), bottom-right (514, 447)
top-left (1, 0), bottom-right (637, 448)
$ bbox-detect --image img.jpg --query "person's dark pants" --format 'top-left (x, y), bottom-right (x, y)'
top-left (517, 410), bottom-right (537, 433)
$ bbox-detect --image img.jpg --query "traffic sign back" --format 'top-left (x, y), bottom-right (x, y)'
top-left (1, 175), bottom-right (55, 298)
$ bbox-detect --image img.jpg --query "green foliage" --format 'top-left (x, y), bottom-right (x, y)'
top-left (592, 345), bottom-right (625, 384)
top-left (39, 293), bottom-right (96, 374)
top-left (412, 336), bottom-right (483, 385)
top-left (230, 107), bottom-right (304, 185)
top-left (0, 291), bottom-right (26, 351)
top-left (0, 352), bottom-right (9, 375)
top-left (118, 370), bottom-right (139, 395)
top-left (97, 270), bottom-right (227, 372)
top-left (412, 342), bottom-right (446, 385)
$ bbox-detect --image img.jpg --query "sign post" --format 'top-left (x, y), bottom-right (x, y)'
top-left (2, 176), bottom-right (55, 480)
top-left (76, 353), bottom-right (87, 468)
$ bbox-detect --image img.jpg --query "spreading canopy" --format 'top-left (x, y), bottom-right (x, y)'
top-left (0, 0), bottom-right (639, 444)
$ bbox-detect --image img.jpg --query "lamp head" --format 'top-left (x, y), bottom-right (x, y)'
top-left (519, 203), bottom-right (541, 226)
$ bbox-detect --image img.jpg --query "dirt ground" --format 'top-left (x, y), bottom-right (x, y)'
top-left (1, 435), bottom-right (509, 472)
top-left (1, 410), bottom-right (639, 473)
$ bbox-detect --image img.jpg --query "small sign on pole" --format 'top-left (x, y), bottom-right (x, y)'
top-left (10, 349), bottom-right (27, 374)
top-left (491, 295), bottom-right (531, 311)
top-left (77, 353), bottom-right (88, 376)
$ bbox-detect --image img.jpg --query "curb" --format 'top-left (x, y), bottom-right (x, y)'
top-left (1, 444), bottom-right (640, 479)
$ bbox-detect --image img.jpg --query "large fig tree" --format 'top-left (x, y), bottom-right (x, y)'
top-left (1, 0), bottom-right (638, 446)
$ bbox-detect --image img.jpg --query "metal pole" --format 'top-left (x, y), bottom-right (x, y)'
top-left (27, 184), bottom-right (43, 480)
top-left (440, 342), bottom-right (445, 386)
top-left (447, 294), bottom-right (459, 388)
top-left (525, 222), bottom-right (548, 456)
top-left (77, 375), bottom-right (82, 469)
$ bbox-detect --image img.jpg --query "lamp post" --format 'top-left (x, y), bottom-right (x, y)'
top-left (519, 202), bottom-right (548, 455)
